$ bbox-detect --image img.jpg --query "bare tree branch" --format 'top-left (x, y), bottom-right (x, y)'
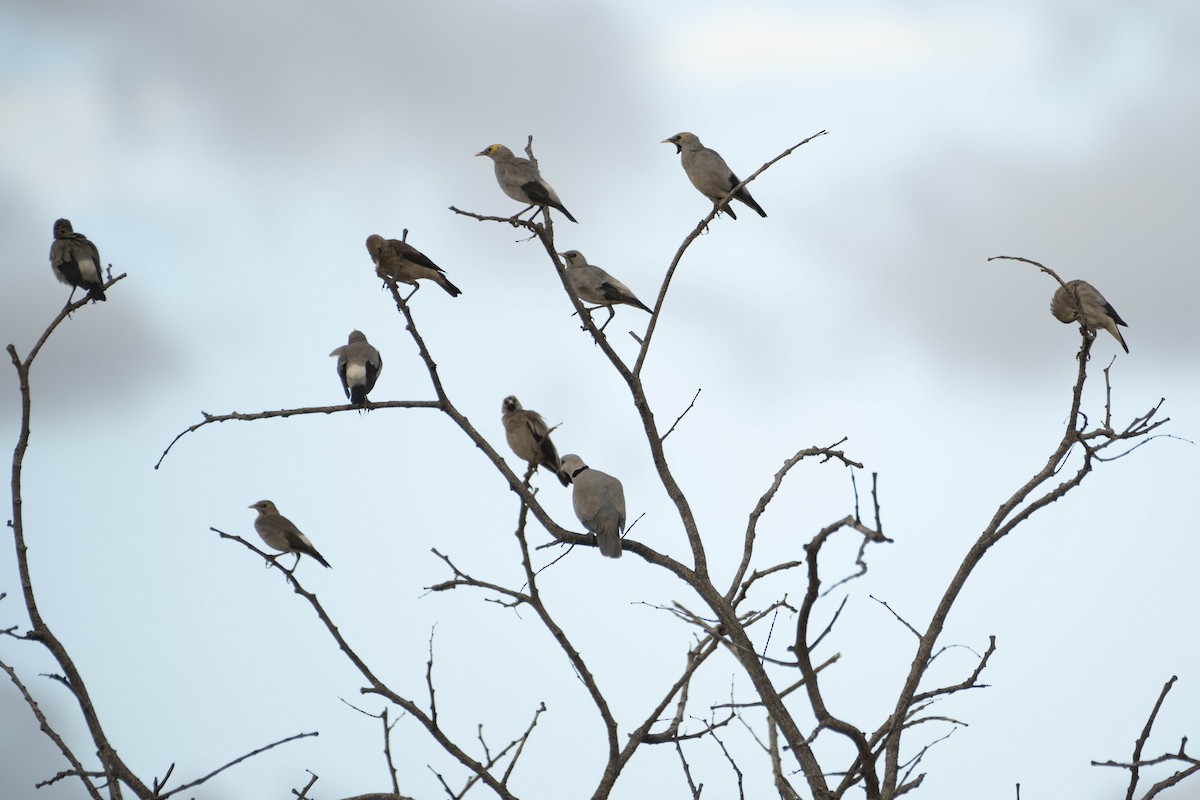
top-left (155, 401), bottom-right (441, 469)
top-left (1091, 676), bottom-right (1200, 800)
top-left (0, 658), bottom-right (104, 800)
top-left (157, 731), bottom-right (318, 798)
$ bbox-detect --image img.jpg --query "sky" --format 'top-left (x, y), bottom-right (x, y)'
top-left (1, 1), bottom-right (1198, 798)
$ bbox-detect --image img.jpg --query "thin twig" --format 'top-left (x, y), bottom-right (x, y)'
top-left (155, 400), bottom-right (441, 468)
top-left (159, 731), bottom-right (318, 798)
top-left (661, 388), bottom-right (702, 443)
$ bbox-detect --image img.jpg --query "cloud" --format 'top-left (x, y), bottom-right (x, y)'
top-left (659, 6), bottom-right (1036, 84)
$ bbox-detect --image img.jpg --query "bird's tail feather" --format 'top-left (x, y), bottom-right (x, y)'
top-left (597, 529), bottom-right (622, 558)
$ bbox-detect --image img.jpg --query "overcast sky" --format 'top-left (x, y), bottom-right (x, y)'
top-left (2, 2), bottom-right (1198, 799)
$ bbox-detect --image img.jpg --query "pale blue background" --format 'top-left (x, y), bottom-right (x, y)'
top-left (1, 2), bottom-right (1197, 798)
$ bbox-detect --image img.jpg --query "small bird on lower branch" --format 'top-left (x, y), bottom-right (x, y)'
top-left (330, 330), bottom-right (383, 406)
top-left (248, 500), bottom-right (331, 572)
top-left (559, 250), bottom-right (652, 331)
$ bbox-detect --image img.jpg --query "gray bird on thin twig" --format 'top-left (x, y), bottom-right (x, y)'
top-left (559, 250), bottom-right (652, 331)
top-left (366, 234), bottom-right (462, 299)
top-left (49, 218), bottom-right (106, 302)
top-left (330, 330), bottom-right (383, 406)
top-left (1050, 279), bottom-right (1129, 353)
top-left (502, 396), bottom-right (569, 486)
top-left (248, 500), bottom-right (331, 572)
top-left (560, 454), bottom-right (625, 559)
top-left (661, 132), bottom-right (766, 220)
top-left (475, 143), bottom-right (577, 223)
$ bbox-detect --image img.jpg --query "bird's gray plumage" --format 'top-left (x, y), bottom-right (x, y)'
top-left (49, 218), bottom-right (106, 302)
top-left (502, 396), bottom-right (569, 486)
top-left (661, 132), bottom-right (766, 220)
top-left (559, 250), bottom-right (652, 330)
top-left (329, 330), bottom-right (383, 405)
top-left (475, 144), bottom-right (577, 223)
top-left (366, 234), bottom-right (462, 297)
top-left (560, 454), bottom-right (624, 558)
top-left (1050, 279), bottom-right (1129, 353)
top-left (248, 500), bottom-right (331, 571)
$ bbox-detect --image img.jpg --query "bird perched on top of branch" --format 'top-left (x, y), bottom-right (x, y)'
top-left (560, 454), bottom-right (625, 558)
top-left (476, 144), bottom-right (577, 223)
top-left (248, 500), bottom-right (331, 572)
top-left (329, 330), bottom-right (382, 406)
top-left (559, 250), bottom-right (651, 331)
top-left (661, 132), bottom-right (766, 220)
top-left (502, 396), bottom-right (569, 486)
top-left (49, 218), bottom-right (106, 302)
top-left (366, 234), bottom-right (462, 298)
top-left (1050, 279), bottom-right (1129, 353)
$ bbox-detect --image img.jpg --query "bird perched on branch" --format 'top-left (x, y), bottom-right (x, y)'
top-left (559, 250), bottom-right (652, 331)
top-left (248, 500), bottom-right (331, 572)
top-left (502, 396), bottom-right (569, 486)
top-left (475, 143), bottom-right (577, 223)
top-left (366, 234), bottom-right (461, 298)
top-left (661, 132), bottom-right (766, 220)
top-left (329, 330), bottom-right (383, 406)
top-left (49, 218), bottom-right (106, 302)
top-left (1050, 279), bottom-right (1129, 353)
top-left (560, 454), bottom-right (625, 558)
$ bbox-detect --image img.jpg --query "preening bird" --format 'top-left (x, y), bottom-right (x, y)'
top-left (560, 454), bottom-right (625, 559)
top-left (329, 330), bottom-right (383, 406)
top-left (366, 234), bottom-right (462, 298)
top-left (661, 132), bottom-right (766, 220)
top-left (475, 143), bottom-right (577, 223)
top-left (502, 396), bottom-right (569, 486)
top-left (1050, 279), bottom-right (1129, 353)
top-left (248, 500), bottom-right (331, 572)
top-left (559, 250), bottom-right (652, 331)
top-left (49, 218), bottom-right (106, 302)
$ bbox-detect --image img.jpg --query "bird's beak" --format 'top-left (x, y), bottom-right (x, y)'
top-left (474, 149), bottom-right (488, 157)
top-left (661, 137), bottom-right (681, 154)
top-left (247, 504), bottom-right (256, 509)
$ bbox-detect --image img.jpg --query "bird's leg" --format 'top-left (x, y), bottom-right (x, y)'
top-left (1078, 326), bottom-right (1096, 362)
top-left (402, 283), bottom-right (421, 302)
top-left (284, 553), bottom-right (302, 574)
top-left (597, 307), bottom-right (616, 333)
top-left (510, 205), bottom-right (537, 224)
